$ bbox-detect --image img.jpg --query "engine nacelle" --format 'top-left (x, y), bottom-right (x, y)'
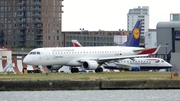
top-left (131, 66), bottom-right (141, 71)
top-left (46, 65), bottom-right (62, 70)
top-left (82, 60), bottom-right (99, 70)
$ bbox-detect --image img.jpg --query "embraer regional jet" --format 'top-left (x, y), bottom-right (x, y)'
top-left (103, 58), bottom-right (172, 71)
top-left (23, 20), bottom-right (158, 73)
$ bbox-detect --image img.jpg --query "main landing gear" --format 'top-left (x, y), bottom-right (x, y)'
top-left (95, 67), bottom-right (103, 73)
top-left (70, 67), bottom-right (103, 73)
top-left (70, 67), bottom-right (79, 73)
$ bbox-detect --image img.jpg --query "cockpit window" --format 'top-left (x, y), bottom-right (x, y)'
top-left (29, 51), bottom-right (41, 55)
top-left (30, 52), bottom-right (36, 55)
top-left (162, 60), bottom-right (164, 62)
top-left (37, 52), bottom-right (41, 55)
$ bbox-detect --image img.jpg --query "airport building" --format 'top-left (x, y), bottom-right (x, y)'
top-left (0, 0), bottom-right (64, 47)
top-left (62, 30), bottom-right (130, 47)
top-left (127, 6), bottom-right (149, 46)
top-left (145, 29), bottom-right (157, 48)
top-left (114, 34), bottom-right (127, 45)
top-left (156, 21), bottom-right (180, 71)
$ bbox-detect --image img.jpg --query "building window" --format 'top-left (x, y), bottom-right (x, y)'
top-left (46, 0), bottom-right (48, 5)
top-left (0, 18), bottom-right (4, 23)
top-left (26, 36), bottom-right (30, 40)
top-left (1, 7), bottom-right (4, 11)
top-left (1, 1), bottom-right (4, 6)
top-left (14, 42), bottom-right (16, 45)
top-left (27, 18), bottom-right (30, 22)
top-left (32, 42), bottom-right (34, 45)
top-left (53, 0), bottom-right (55, 5)
top-left (32, 36), bottom-right (34, 40)
top-left (0, 13), bottom-right (4, 17)
top-left (172, 14), bottom-right (180, 21)
top-left (4, 24), bottom-right (7, 29)
top-left (27, 12), bottom-right (30, 16)
top-left (8, 24), bottom-right (12, 28)
top-left (8, 7), bottom-right (10, 11)
top-left (8, 30), bottom-right (12, 34)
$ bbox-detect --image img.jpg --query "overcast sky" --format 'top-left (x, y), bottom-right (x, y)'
top-left (62, 0), bottom-right (180, 31)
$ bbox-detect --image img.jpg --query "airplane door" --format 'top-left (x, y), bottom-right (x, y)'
top-left (44, 49), bottom-right (50, 60)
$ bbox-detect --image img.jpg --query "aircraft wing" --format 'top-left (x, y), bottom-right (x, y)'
top-left (97, 54), bottom-right (148, 62)
top-left (103, 61), bottom-right (132, 70)
top-left (78, 54), bottom-right (149, 63)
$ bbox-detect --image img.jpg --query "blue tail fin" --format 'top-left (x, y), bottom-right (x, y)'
top-left (122, 20), bottom-right (142, 47)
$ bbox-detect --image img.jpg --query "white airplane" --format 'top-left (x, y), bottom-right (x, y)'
top-left (23, 20), bottom-right (159, 73)
top-left (103, 58), bottom-right (172, 71)
top-left (23, 46), bottom-right (153, 72)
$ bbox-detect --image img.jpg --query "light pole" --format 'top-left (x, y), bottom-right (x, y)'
top-left (79, 28), bottom-right (84, 34)
top-left (165, 43), bottom-right (168, 60)
top-left (22, 48), bottom-right (24, 59)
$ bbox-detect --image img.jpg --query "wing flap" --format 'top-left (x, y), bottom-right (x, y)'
top-left (97, 54), bottom-right (149, 62)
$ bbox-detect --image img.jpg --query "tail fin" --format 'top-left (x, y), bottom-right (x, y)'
top-left (72, 40), bottom-right (82, 47)
top-left (122, 19), bottom-right (142, 47)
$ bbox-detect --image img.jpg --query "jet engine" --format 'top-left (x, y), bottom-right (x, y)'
top-left (82, 60), bottom-right (99, 70)
top-left (131, 66), bottom-right (141, 71)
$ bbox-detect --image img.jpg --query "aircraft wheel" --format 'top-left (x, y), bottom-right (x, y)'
top-left (71, 68), bottom-right (79, 73)
top-left (95, 69), bottom-right (98, 73)
top-left (99, 68), bottom-right (103, 72)
top-left (71, 68), bottom-right (74, 73)
top-left (75, 68), bottom-right (79, 73)
top-left (95, 68), bottom-right (103, 73)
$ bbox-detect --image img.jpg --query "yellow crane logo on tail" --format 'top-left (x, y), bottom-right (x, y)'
top-left (133, 28), bottom-right (140, 39)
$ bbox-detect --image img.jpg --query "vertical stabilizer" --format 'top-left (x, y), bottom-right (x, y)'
top-left (122, 20), bottom-right (142, 47)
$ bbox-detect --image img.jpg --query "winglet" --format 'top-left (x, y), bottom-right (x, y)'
top-left (151, 45), bottom-right (161, 54)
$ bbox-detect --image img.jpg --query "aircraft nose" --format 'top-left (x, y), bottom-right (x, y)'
top-left (23, 56), bottom-right (32, 65)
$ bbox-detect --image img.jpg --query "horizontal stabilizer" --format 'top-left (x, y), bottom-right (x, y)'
top-left (138, 45), bottom-right (161, 55)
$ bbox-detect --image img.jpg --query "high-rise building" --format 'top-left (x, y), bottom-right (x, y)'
top-left (170, 13), bottom-right (180, 21)
top-left (0, 0), bottom-right (64, 47)
top-left (127, 6), bottom-right (149, 46)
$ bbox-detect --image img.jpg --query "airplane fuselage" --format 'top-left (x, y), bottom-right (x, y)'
top-left (23, 46), bottom-right (144, 66)
top-left (104, 58), bottom-right (172, 70)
